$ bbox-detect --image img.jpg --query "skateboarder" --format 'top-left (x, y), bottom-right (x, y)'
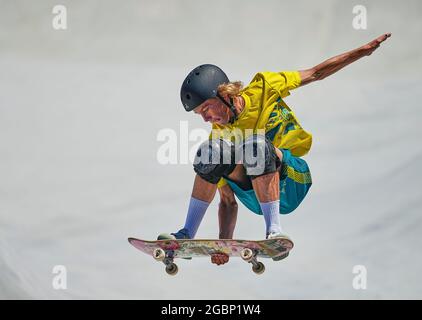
top-left (158, 34), bottom-right (391, 265)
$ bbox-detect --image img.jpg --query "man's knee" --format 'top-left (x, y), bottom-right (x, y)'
top-left (241, 134), bottom-right (280, 179)
top-left (193, 139), bottom-right (236, 184)
top-left (193, 135), bottom-right (281, 184)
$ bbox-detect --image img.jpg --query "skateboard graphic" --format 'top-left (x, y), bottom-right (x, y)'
top-left (128, 237), bottom-right (294, 275)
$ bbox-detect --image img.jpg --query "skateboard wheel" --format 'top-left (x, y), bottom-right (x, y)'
top-left (165, 263), bottom-right (178, 276)
top-left (153, 248), bottom-right (165, 261)
top-left (241, 248), bottom-right (254, 261)
top-left (252, 262), bottom-right (265, 275)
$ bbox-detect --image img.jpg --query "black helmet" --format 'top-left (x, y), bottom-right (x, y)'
top-left (180, 64), bottom-right (229, 112)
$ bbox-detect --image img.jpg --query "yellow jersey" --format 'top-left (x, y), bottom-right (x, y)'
top-left (211, 71), bottom-right (312, 188)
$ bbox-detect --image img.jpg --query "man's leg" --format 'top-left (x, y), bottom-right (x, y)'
top-left (252, 170), bottom-right (282, 236)
top-left (242, 135), bottom-right (284, 237)
top-left (191, 174), bottom-right (218, 202)
top-left (181, 175), bottom-right (217, 239)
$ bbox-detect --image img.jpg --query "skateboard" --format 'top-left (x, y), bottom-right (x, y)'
top-left (127, 237), bottom-right (294, 276)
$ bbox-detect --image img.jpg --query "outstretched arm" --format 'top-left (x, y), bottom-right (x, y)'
top-left (299, 33), bottom-right (392, 86)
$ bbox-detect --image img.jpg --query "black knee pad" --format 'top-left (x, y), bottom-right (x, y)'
top-left (240, 134), bottom-right (280, 179)
top-left (193, 139), bottom-right (236, 184)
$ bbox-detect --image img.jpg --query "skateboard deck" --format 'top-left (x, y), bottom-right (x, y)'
top-left (128, 237), bottom-right (294, 275)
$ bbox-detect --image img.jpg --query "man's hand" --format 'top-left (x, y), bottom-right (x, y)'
top-left (362, 33), bottom-right (392, 56)
top-left (211, 253), bottom-right (229, 265)
top-left (299, 33), bottom-right (392, 85)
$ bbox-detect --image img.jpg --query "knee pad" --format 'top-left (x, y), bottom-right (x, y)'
top-left (241, 134), bottom-right (280, 179)
top-left (193, 139), bottom-right (236, 184)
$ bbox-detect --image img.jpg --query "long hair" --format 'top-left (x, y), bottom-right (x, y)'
top-left (217, 81), bottom-right (243, 98)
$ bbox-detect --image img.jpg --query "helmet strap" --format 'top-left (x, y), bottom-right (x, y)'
top-left (216, 93), bottom-right (238, 124)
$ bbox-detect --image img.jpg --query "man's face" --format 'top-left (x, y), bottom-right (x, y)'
top-left (193, 98), bottom-right (230, 125)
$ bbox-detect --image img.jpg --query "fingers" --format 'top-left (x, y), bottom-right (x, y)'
top-left (219, 255), bottom-right (229, 264)
top-left (213, 255), bottom-right (226, 265)
top-left (377, 33), bottom-right (392, 43)
top-left (211, 254), bottom-right (229, 265)
top-left (364, 33), bottom-right (391, 56)
top-left (211, 255), bottom-right (218, 264)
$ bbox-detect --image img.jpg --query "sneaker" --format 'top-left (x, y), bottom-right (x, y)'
top-left (157, 228), bottom-right (191, 240)
top-left (266, 231), bottom-right (290, 239)
top-left (266, 232), bottom-right (290, 261)
top-left (157, 228), bottom-right (192, 260)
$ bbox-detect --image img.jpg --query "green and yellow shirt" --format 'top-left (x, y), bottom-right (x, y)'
top-left (211, 71), bottom-right (312, 188)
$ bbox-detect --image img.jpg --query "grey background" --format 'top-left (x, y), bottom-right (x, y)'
top-left (1, 0), bottom-right (421, 299)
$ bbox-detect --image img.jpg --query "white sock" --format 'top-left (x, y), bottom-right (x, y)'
top-left (259, 200), bottom-right (282, 235)
top-left (183, 197), bottom-right (210, 238)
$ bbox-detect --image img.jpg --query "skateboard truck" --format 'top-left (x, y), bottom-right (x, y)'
top-left (241, 248), bottom-right (265, 274)
top-left (153, 248), bottom-right (178, 275)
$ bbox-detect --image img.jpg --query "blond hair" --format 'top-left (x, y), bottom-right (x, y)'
top-left (217, 81), bottom-right (243, 98)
